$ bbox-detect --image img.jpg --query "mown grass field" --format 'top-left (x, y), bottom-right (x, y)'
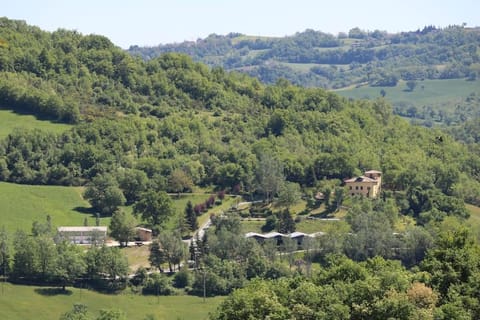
top-left (0, 108), bottom-right (71, 139)
top-left (336, 79), bottom-right (480, 108)
top-left (0, 282), bottom-right (223, 320)
top-left (0, 182), bottom-right (108, 234)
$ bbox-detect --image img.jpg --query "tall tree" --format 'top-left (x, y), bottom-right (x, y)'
top-left (149, 240), bottom-right (167, 272)
top-left (55, 242), bottom-right (86, 291)
top-left (185, 200), bottom-right (198, 232)
top-left (84, 174), bottom-right (126, 216)
top-left (109, 210), bottom-right (137, 247)
top-left (158, 231), bottom-right (187, 273)
top-left (277, 182), bottom-right (301, 209)
top-left (133, 190), bottom-right (173, 230)
top-left (168, 169), bottom-right (193, 197)
top-left (255, 153), bottom-right (285, 203)
top-left (0, 227), bottom-right (10, 277)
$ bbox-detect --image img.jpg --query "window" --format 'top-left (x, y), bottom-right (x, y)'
top-left (349, 186), bottom-right (352, 190)
top-left (360, 186), bottom-right (363, 190)
top-left (355, 186), bottom-right (359, 190)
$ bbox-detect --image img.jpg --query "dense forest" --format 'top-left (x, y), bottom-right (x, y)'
top-left (1, 17), bottom-right (480, 319)
top-left (128, 26), bottom-right (480, 89)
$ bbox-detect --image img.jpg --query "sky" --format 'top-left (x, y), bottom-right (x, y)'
top-left (3, 0), bottom-right (480, 49)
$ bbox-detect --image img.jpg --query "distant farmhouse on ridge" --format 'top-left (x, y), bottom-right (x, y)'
top-left (344, 170), bottom-right (382, 198)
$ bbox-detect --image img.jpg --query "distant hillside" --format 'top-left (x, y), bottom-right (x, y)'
top-left (128, 26), bottom-right (480, 89)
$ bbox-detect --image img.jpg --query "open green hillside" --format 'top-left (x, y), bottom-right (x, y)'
top-left (0, 182), bottom-right (102, 233)
top-left (0, 108), bottom-right (71, 139)
top-left (0, 283), bottom-right (223, 320)
top-left (336, 79), bottom-right (480, 125)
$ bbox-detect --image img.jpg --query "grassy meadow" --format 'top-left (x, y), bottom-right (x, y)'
top-left (0, 108), bottom-right (71, 139)
top-left (0, 182), bottom-right (107, 233)
top-left (0, 282), bottom-right (223, 320)
top-left (335, 79), bottom-right (480, 108)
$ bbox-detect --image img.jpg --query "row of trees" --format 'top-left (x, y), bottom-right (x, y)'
top-left (0, 228), bottom-right (128, 291)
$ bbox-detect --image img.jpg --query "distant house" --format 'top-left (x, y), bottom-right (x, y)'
top-left (344, 170), bottom-right (382, 198)
top-left (135, 227), bottom-right (152, 242)
top-left (57, 226), bottom-right (107, 244)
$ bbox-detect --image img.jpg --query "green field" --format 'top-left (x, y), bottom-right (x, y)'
top-left (0, 108), bottom-right (71, 139)
top-left (0, 283), bottom-right (223, 320)
top-left (0, 182), bottom-right (108, 234)
top-left (335, 79), bottom-right (480, 108)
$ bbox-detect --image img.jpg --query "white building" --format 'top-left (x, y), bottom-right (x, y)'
top-left (57, 226), bottom-right (107, 244)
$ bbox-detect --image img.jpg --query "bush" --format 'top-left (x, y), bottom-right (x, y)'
top-left (142, 273), bottom-right (174, 295)
top-left (173, 267), bottom-right (191, 288)
top-left (262, 215), bottom-right (277, 232)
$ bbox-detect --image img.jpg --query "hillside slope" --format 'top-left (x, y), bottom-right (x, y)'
top-left (128, 26), bottom-right (480, 89)
top-left (0, 18), bottom-right (479, 226)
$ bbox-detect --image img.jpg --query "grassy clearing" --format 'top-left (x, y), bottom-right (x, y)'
top-left (336, 79), bottom-right (480, 108)
top-left (122, 245), bottom-right (151, 271)
top-left (0, 282), bottom-right (223, 320)
top-left (0, 108), bottom-right (71, 139)
top-left (0, 182), bottom-right (109, 234)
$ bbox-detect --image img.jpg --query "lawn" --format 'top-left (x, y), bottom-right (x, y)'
top-left (0, 182), bottom-right (109, 234)
top-left (335, 79), bottom-right (480, 109)
top-left (0, 282), bottom-right (223, 320)
top-left (0, 108), bottom-right (71, 139)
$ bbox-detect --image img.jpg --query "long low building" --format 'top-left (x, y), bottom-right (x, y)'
top-left (245, 231), bottom-right (325, 245)
top-left (57, 226), bottom-right (107, 244)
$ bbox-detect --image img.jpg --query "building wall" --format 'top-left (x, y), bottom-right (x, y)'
top-left (347, 181), bottom-right (379, 198)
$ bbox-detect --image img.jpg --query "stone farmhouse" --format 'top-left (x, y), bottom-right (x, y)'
top-left (344, 170), bottom-right (382, 198)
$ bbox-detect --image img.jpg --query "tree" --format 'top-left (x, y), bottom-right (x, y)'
top-left (149, 240), bottom-right (167, 272)
top-left (109, 210), bottom-right (137, 247)
top-left (118, 169), bottom-right (148, 204)
top-left (406, 80), bottom-right (417, 92)
top-left (255, 153), bottom-right (285, 203)
top-left (277, 182), bottom-right (301, 209)
top-left (59, 303), bottom-right (89, 320)
top-left (168, 169), bottom-right (193, 197)
top-left (184, 200), bottom-right (198, 232)
top-left (0, 227), bottom-right (10, 277)
top-left (36, 235), bottom-right (57, 280)
top-left (277, 209), bottom-right (295, 234)
top-left (157, 231), bottom-right (187, 272)
top-left (55, 242), bottom-right (86, 290)
top-left (85, 246), bottom-right (128, 284)
top-left (12, 230), bottom-right (39, 280)
top-left (133, 190), bottom-right (173, 230)
top-left (84, 174), bottom-right (126, 216)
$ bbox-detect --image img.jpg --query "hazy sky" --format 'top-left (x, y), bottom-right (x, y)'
top-left (3, 0), bottom-right (479, 48)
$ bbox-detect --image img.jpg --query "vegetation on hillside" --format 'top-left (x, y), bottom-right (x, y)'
top-left (2, 18), bottom-right (480, 319)
top-left (129, 25), bottom-right (480, 89)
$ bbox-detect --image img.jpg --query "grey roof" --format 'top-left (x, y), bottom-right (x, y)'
top-left (58, 226), bottom-right (107, 232)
